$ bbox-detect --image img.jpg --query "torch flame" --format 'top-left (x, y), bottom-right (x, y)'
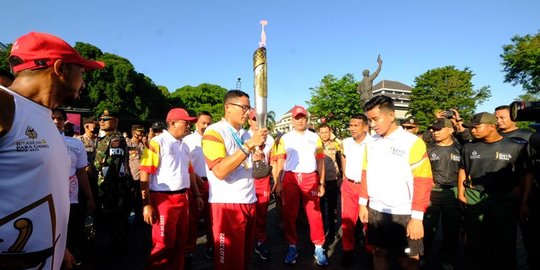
top-left (259, 20), bottom-right (268, 47)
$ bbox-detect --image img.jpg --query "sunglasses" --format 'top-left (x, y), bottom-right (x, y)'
top-left (403, 125), bottom-right (417, 130)
top-left (228, 103), bottom-right (251, 113)
top-left (99, 117), bottom-right (114, 122)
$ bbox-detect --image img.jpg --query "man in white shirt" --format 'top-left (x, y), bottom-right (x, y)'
top-left (339, 114), bottom-right (371, 268)
top-left (184, 111), bottom-right (214, 262)
top-left (139, 108), bottom-right (204, 269)
top-left (0, 31), bottom-right (104, 270)
top-left (202, 90), bottom-right (267, 270)
top-left (274, 105), bottom-right (328, 266)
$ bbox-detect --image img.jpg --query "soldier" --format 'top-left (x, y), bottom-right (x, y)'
top-left (93, 109), bottom-right (133, 257)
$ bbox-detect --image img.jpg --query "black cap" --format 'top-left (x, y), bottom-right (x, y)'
top-left (151, 121), bottom-right (166, 131)
top-left (401, 116), bottom-right (418, 126)
top-left (428, 118), bottom-right (453, 130)
top-left (463, 112), bottom-right (497, 128)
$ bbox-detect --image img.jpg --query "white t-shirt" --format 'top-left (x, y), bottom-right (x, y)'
top-left (183, 130), bottom-right (206, 177)
top-left (0, 86), bottom-right (70, 270)
top-left (342, 135), bottom-right (370, 182)
top-left (140, 130), bottom-right (192, 192)
top-left (279, 130), bottom-right (324, 173)
top-left (202, 119), bottom-right (256, 204)
top-left (63, 135), bottom-right (88, 204)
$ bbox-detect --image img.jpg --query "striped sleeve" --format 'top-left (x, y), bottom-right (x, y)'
top-left (140, 140), bottom-right (161, 174)
top-left (409, 139), bottom-right (433, 219)
top-left (273, 138), bottom-right (286, 160)
top-left (202, 129), bottom-right (226, 169)
top-left (315, 137), bottom-right (325, 159)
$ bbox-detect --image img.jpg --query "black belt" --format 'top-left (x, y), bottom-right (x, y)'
top-left (201, 177), bottom-right (208, 181)
top-left (347, 178), bottom-right (361, 184)
top-left (151, 188), bottom-right (188, 194)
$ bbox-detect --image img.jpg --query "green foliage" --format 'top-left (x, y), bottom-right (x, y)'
top-left (0, 43), bottom-right (10, 71)
top-left (307, 73), bottom-right (362, 137)
top-left (267, 110), bottom-right (276, 133)
top-left (73, 42), bottom-right (170, 124)
top-left (501, 30), bottom-right (540, 94)
top-left (409, 66), bottom-right (491, 130)
top-left (170, 83), bottom-right (228, 120)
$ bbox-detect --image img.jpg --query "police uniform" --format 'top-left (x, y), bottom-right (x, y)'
top-left (93, 109), bottom-right (132, 253)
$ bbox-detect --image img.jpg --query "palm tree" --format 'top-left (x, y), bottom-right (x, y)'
top-left (267, 110), bottom-right (276, 133)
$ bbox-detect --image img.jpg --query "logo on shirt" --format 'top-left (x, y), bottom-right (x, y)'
top-left (15, 126), bottom-right (51, 152)
top-left (495, 152), bottom-right (512, 161)
top-left (470, 151), bottom-right (481, 159)
top-left (25, 126), bottom-right (38, 139)
top-left (430, 153), bottom-right (440, 161)
top-left (450, 153), bottom-right (461, 162)
top-left (390, 146), bottom-right (406, 157)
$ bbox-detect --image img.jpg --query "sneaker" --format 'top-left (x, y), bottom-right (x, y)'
top-left (284, 246), bottom-right (298, 264)
top-left (340, 250), bottom-right (354, 268)
top-left (314, 247), bottom-right (328, 266)
top-left (205, 247), bottom-right (214, 259)
top-left (255, 242), bottom-right (271, 260)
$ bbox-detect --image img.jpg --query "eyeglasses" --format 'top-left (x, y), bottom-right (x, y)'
top-left (99, 117), bottom-right (114, 122)
top-left (228, 103), bottom-right (251, 113)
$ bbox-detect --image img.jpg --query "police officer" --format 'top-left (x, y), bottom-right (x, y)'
top-left (93, 109), bottom-right (133, 257)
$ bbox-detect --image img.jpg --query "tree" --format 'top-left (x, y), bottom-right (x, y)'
top-left (170, 83), bottom-right (228, 120)
top-left (409, 66), bottom-right (491, 130)
top-left (0, 43), bottom-right (10, 72)
top-left (74, 42), bottom-right (170, 124)
top-left (267, 110), bottom-right (276, 133)
top-left (307, 73), bottom-right (362, 137)
top-left (501, 30), bottom-right (540, 94)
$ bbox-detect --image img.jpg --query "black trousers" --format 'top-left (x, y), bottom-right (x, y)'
top-left (320, 180), bottom-right (339, 234)
top-left (423, 189), bottom-right (462, 268)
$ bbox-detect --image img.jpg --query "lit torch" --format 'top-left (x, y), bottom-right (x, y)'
top-left (253, 20), bottom-right (268, 129)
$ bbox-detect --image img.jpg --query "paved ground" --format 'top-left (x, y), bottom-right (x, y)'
top-left (80, 198), bottom-right (530, 270)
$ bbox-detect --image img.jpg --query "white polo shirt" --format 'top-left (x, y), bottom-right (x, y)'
top-left (140, 130), bottom-right (192, 192)
top-left (342, 134), bottom-right (371, 183)
top-left (276, 129), bottom-right (325, 173)
top-left (184, 130), bottom-right (207, 177)
top-left (202, 119), bottom-right (256, 204)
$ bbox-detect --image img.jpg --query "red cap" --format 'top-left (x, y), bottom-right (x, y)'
top-left (249, 109), bottom-right (256, 120)
top-left (9, 32), bottom-right (105, 73)
top-left (166, 108), bottom-right (197, 123)
top-left (291, 105), bottom-right (308, 118)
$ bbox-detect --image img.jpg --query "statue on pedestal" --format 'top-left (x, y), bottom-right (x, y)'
top-left (357, 55), bottom-right (383, 106)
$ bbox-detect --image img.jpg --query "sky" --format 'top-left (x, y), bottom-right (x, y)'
top-left (3, 0), bottom-right (539, 120)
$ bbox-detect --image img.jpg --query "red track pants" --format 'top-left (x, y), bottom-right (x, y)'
top-left (281, 171), bottom-right (325, 246)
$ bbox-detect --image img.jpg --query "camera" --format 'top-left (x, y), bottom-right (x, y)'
top-left (509, 101), bottom-right (540, 122)
top-left (445, 110), bottom-right (455, 119)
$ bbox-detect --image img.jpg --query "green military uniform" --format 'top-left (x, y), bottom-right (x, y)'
top-left (93, 109), bottom-right (133, 254)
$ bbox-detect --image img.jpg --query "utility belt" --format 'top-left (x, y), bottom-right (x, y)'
top-left (432, 184), bottom-right (455, 191)
top-left (151, 188), bottom-right (188, 194)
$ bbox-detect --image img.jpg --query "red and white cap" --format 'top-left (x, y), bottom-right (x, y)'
top-left (9, 32), bottom-right (105, 73)
top-left (166, 108), bottom-right (197, 123)
top-left (291, 105), bottom-right (308, 118)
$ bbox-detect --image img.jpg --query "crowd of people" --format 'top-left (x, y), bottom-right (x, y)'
top-left (1, 31), bottom-right (539, 270)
